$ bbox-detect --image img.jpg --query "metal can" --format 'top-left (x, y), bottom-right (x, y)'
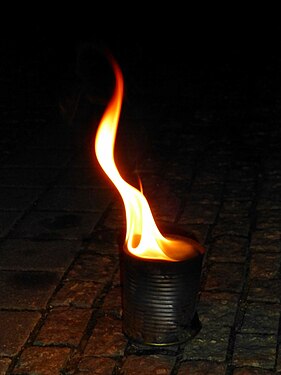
top-left (120, 232), bottom-right (204, 346)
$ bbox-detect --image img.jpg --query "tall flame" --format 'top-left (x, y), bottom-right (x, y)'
top-left (94, 56), bottom-right (204, 261)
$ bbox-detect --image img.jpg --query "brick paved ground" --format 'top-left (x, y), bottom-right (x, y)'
top-left (1, 37), bottom-right (281, 374)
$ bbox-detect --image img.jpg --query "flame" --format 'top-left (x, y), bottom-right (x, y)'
top-left (94, 56), bottom-right (204, 261)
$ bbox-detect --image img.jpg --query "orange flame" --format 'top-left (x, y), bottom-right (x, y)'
top-left (94, 56), bottom-right (204, 261)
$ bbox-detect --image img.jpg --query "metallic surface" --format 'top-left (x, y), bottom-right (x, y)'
top-left (121, 239), bottom-right (204, 346)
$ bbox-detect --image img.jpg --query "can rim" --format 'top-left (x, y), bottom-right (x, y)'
top-left (122, 233), bottom-right (204, 263)
top-left (123, 312), bottom-right (202, 347)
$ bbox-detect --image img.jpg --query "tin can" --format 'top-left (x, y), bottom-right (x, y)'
top-left (120, 232), bottom-right (204, 346)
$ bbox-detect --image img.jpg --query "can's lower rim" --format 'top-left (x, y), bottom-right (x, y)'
top-left (123, 312), bottom-right (202, 347)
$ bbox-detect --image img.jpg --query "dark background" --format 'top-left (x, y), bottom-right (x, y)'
top-left (1, 10), bottom-right (281, 127)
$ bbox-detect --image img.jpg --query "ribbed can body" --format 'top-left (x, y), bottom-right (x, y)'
top-left (121, 247), bottom-right (203, 346)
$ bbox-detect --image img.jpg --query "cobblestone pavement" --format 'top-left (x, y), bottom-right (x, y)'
top-left (1, 40), bottom-right (281, 374)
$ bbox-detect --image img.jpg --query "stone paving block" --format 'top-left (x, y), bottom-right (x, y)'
top-left (71, 151), bottom-right (98, 169)
top-left (227, 164), bottom-right (258, 182)
top-left (0, 358), bottom-right (11, 375)
top-left (194, 169), bottom-right (227, 184)
top-left (263, 160), bottom-right (281, 177)
top-left (250, 230), bottom-right (281, 253)
top-left (0, 239), bottom-right (80, 271)
top-left (163, 180), bottom-right (193, 201)
top-left (28, 128), bottom-right (74, 150)
top-left (0, 270), bottom-right (61, 309)
top-left (239, 302), bottom-right (280, 334)
top-left (203, 148), bottom-right (231, 164)
top-left (198, 291), bottom-right (239, 327)
top-left (259, 190), bottom-right (281, 203)
top-left (150, 196), bottom-right (182, 223)
top-left (121, 355), bottom-right (175, 375)
top-left (112, 269), bottom-right (121, 286)
top-left (101, 285), bottom-right (122, 318)
top-left (249, 253), bottom-right (281, 280)
top-left (12, 346), bottom-right (71, 375)
top-left (257, 198), bottom-right (281, 210)
top-left (0, 311), bottom-right (40, 356)
top-left (164, 158), bottom-right (194, 179)
top-left (232, 334), bottom-right (277, 369)
top-left (178, 360), bottom-right (226, 375)
top-left (9, 211), bottom-right (100, 240)
top-left (179, 203), bottom-right (220, 225)
top-left (135, 157), bottom-right (165, 174)
top-left (3, 148), bottom-right (71, 167)
top-left (204, 262), bottom-right (245, 293)
top-left (276, 344), bottom-right (281, 372)
top-left (35, 307), bottom-right (92, 347)
top-left (221, 199), bottom-right (253, 215)
top-left (183, 325), bottom-right (231, 362)
top-left (224, 182), bottom-right (256, 199)
top-left (247, 279), bottom-right (281, 303)
top-left (208, 235), bottom-right (248, 262)
top-left (86, 227), bottom-right (121, 255)
top-left (0, 167), bottom-right (59, 187)
top-left (233, 368), bottom-right (274, 375)
top-left (0, 187), bottom-right (42, 210)
top-left (0, 211), bottom-right (23, 238)
top-left (66, 254), bottom-right (117, 283)
top-left (51, 280), bottom-right (104, 308)
top-left (77, 357), bottom-right (117, 375)
top-left (256, 210), bottom-right (281, 230)
top-left (36, 187), bottom-right (112, 212)
top-left (84, 315), bottom-right (127, 356)
top-left (185, 191), bottom-right (222, 206)
top-left (188, 182), bottom-right (223, 201)
top-left (102, 207), bottom-right (126, 231)
top-left (211, 214), bottom-right (251, 237)
top-left (54, 166), bottom-right (107, 188)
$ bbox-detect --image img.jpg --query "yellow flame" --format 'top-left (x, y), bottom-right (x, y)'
top-left (94, 56), bottom-right (204, 261)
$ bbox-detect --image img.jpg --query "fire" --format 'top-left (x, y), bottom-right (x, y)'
top-left (94, 55), bottom-right (204, 261)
